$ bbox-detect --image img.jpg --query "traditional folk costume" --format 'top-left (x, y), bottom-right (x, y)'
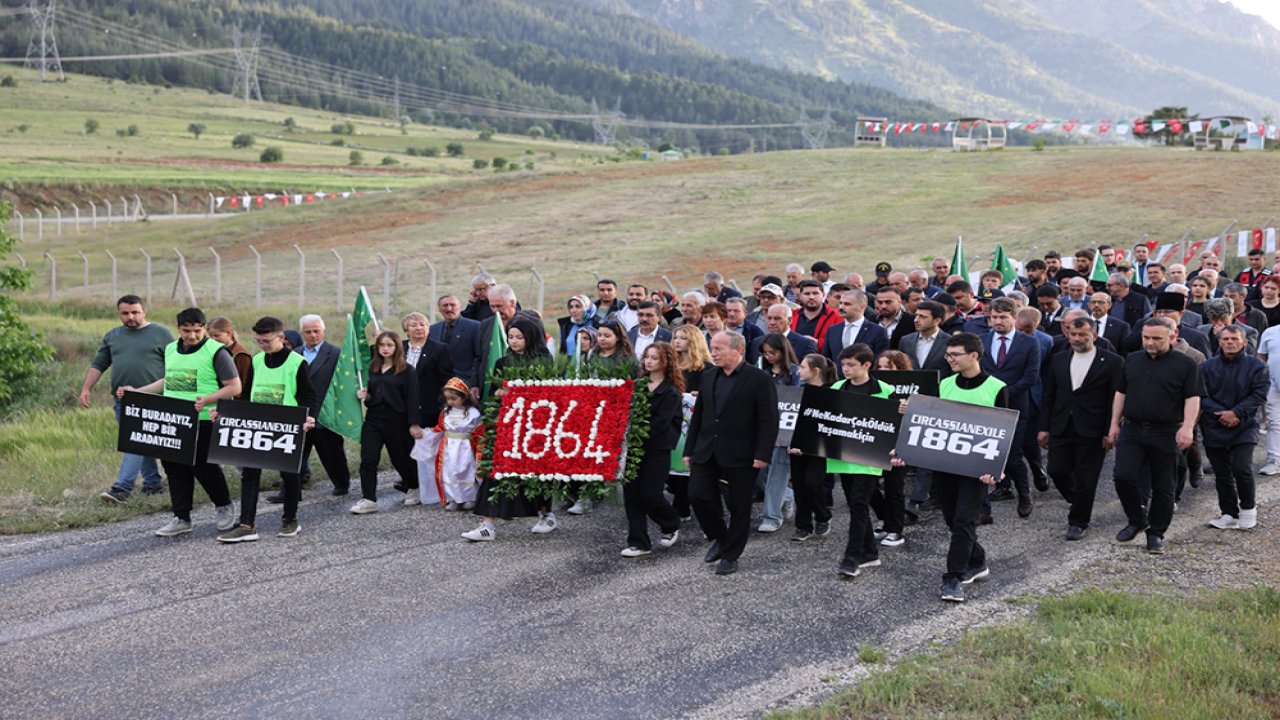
top-left (411, 378), bottom-right (484, 506)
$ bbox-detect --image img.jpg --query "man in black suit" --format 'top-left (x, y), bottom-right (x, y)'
top-left (430, 295), bottom-right (482, 387)
top-left (979, 298), bottom-right (1041, 517)
top-left (899, 300), bottom-right (951, 373)
top-left (683, 332), bottom-right (779, 576)
top-left (1034, 285), bottom-right (1065, 336)
top-left (1038, 316), bottom-right (1124, 539)
top-left (873, 285), bottom-right (914, 350)
top-left (1087, 293), bottom-right (1131, 350)
top-left (751, 304), bottom-right (817, 360)
top-left (294, 314), bottom-right (352, 495)
top-left (1105, 273), bottom-right (1151, 327)
top-left (628, 301), bottom-right (672, 360)
top-left (823, 290), bottom-right (888, 363)
top-left (1123, 293), bottom-right (1212, 358)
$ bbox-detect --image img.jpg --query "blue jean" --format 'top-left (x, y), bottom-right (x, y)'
top-left (759, 447), bottom-right (794, 525)
top-left (112, 399), bottom-right (163, 495)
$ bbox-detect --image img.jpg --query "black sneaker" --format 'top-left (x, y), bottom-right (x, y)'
top-left (140, 485), bottom-right (165, 496)
top-left (837, 559), bottom-right (860, 577)
top-left (99, 489), bottom-right (127, 504)
top-left (961, 565), bottom-right (990, 584)
top-left (791, 529), bottom-right (813, 542)
top-left (265, 492), bottom-right (285, 504)
top-left (989, 487), bottom-right (1016, 502)
top-left (814, 521), bottom-right (831, 537)
top-left (1146, 535), bottom-right (1165, 554)
top-left (1115, 523), bottom-right (1146, 542)
top-left (941, 578), bottom-right (964, 602)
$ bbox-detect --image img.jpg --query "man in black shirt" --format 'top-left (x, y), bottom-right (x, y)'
top-left (1107, 316), bottom-right (1202, 554)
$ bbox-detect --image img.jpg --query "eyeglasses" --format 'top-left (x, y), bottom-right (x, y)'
top-left (943, 351), bottom-right (970, 359)
top-left (253, 337), bottom-right (277, 346)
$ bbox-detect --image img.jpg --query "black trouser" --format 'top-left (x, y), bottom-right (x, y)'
top-left (995, 416), bottom-right (1031, 498)
top-left (666, 474), bottom-right (690, 518)
top-left (933, 470), bottom-right (987, 581)
top-left (239, 467), bottom-right (299, 526)
top-left (689, 459), bottom-right (756, 562)
top-left (1206, 443), bottom-right (1258, 517)
top-left (1113, 423), bottom-right (1178, 538)
top-left (840, 473), bottom-right (879, 565)
top-left (791, 454), bottom-right (832, 533)
top-left (359, 408), bottom-right (418, 501)
top-left (1046, 427), bottom-right (1108, 529)
top-left (161, 421), bottom-right (231, 522)
top-left (869, 465), bottom-right (906, 535)
top-left (302, 426), bottom-right (351, 492)
top-left (625, 451), bottom-right (682, 550)
top-left (1023, 408), bottom-right (1047, 484)
top-left (909, 467), bottom-right (933, 505)
top-left (1172, 426), bottom-right (1205, 503)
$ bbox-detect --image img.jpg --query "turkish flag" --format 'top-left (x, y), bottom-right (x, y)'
top-left (305, 195), bottom-right (315, 203)
top-left (1183, 240), bottom-right (1204, 264)
top-left (229, 197), bottom-right (239, 208)
top-left (255, 196), bottom-right (264, 208)
top-left (1114, 249), bottom-right (1127, 263)
top-left (1169, 119), bottom-right (1183, 134)
top-left (1253, 229), bottom-right (1265, 251)
top-left (1144, 240), bottom-right (1159, 251)
top-left (1133, 121), bottom-right (1148, 134)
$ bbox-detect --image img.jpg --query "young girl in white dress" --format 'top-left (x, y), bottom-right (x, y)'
top-left (414, 378), bottom-right (484, 510)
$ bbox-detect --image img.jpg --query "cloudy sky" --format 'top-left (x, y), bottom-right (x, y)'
top-left (1224, 0), bottom-right (1280, 30)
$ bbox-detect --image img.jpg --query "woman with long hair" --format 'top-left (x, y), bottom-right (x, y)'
top-left (621, 342), bottom-right (685, 557)
top-left (351, 331), bottom-right (424, 515)
top-left (870, 350), bottom-right (912, 548)
top-left (207, 316), bottom-right (252, 392)
top-left (759, 332), bottom-right (800, 385)
top-left (668, 324), bottom-right (713, 520)
top-left (789, 353), bottom-right (837, 541)
top-left (588, 321), bottom-right (637, 373)
top-left (757, 332), bottom-right (801, 533)
top-left (1249, 275), bottom-right (1280, 327)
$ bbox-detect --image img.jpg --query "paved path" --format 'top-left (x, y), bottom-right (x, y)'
top-left (0, 461), bottom-right (1267, 719)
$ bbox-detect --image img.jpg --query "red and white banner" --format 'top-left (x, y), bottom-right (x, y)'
top-left (214, 189), bottom-right (372, 211)
top-left (492, 379), bottom-right (635, 482)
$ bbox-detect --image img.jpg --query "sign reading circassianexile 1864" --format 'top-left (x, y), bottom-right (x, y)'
top-left (205, 399), bottom-right (310, 474)
top-left (492, 379), bottom-right (635, 482)
top-left (117, 390), bottom-right (199, 465)
top-left (894, 394), bottom-right (1021, 479)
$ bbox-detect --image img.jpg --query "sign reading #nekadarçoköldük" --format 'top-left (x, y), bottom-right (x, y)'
top-left (791, 385), bottom-right (901, 470)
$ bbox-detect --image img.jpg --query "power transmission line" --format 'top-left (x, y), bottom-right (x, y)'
top-left (23, 0), bottom-right (63, 81)
top-left (229, 27), bottom-right (262, 103)
top-left (0, 48), bottom-right (236, 62)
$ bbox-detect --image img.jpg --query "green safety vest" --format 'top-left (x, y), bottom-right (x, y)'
top-left (163, 338), bottom-right (223, 420)
top-left (826, 378), bottom-right (895, 477)
top-left (938, 374), bottom-right (1006, 408)
top-left (250, 351), bottom-right (303, 406)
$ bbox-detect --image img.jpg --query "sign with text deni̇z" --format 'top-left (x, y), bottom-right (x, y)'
top-left (206, 399), bottom-right (309, 474)
top-left (895, 394), bottom-right (1020, 479)
top-left (117, 390), bottom-right (199, 466)
top-left (871, 369), bottom-right (940, 402)
top-left (493, 379), bottom-right (635, 482)
top-left (791, 385), bottom-right (901, 470)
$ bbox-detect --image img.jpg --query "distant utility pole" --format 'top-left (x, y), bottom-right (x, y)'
top-left (392, 76), bottom-right (401, 120)
top-left (230, 27), bottom-right (262, 103)
top-left (800, 109), bottom-right (834, 150)
top-left (591, 98), bottom-right (622, 146)
top-left (23, 0), bottom-right (63, 82)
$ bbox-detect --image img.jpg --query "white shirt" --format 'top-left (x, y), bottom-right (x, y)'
top-left (1070, 347), bottom-right (1096, 390)
top-left (990, 331), bottom-right (1016, 364)
top-left (1094, 315), bottom-right (1108, 338)
top-left (614, 306), bottom-right (639, 332)
top-left (915, 331), bottom-right (937, 369)
top-left (842, 319), bottom-right (864, 347)
top-left (633, 327), bottom-right (659, 360)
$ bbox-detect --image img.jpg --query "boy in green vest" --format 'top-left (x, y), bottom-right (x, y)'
top-left (830, 344), bottom-right (898, 578)
top-left (217, 316), bottom-right (319, 542)
top-left (935, 333), bottom-right (1007, 603)
top-left (117, 307), bottom-right (242, 537)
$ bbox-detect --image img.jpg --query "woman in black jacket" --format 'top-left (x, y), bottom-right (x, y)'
top-left (620, 341), bottom-right (686, 557)
top-left (351, 331), bottom-right (423, 515)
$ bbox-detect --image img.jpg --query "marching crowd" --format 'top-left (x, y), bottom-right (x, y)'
top-left (80, 241), bottom-right (1277, 602)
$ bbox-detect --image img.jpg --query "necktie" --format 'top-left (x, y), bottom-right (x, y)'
top-left (844, 323), bottom-right (855, 347)
top-left (997, 336), bottom-right (1008, 368)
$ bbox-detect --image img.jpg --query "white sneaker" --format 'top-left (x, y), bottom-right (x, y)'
top-left (444, 501), bottom-right (460, 511)
top-left (1259, 463), bottom-right (1280, 476)
top-left (620, 546), bottom-right (651, 557)
top-left (1207, 514), bottom-right (1239, 529)
top-left (531, 513), bottom-right (558, 534)
top-left (782, 497), bottom-right (796, 521)
top-left (757, 520), bottom-right (781, 533)
top-left (154, 516), bottom-right (193, 537)
top-left (1238, 507), bottom-right (1258, 530)
top-left (215, 503), bottom-right (237, 531)
top-left (658, 529), bottom-right (680, 549)
top-left (403, 488), bottom-right (421, 506)
top-left (567, 499), bottom-right (592, 515)
top-left (461, 523), bottom-right (495, 542)
top-left (350, 498), bottom-right (379, 515)
top-left (880, 532), bottom-right (905, 547)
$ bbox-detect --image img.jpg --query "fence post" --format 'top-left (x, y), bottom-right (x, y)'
top-left (34, 208), bottom-right (42, 241)
top-left (208, 193), bottom-right (214, 218)
top-left (529, 267), bottom-right (545, 319)
top-left (133, 195), bottom-right (143, 221)
top-left (294, 244), bottom-right (306, 308)
top-left (139, 249), bottom-right (153, 305)
top-left (77, 250), bottom-right (88, 299)
top-left (172, 248), bottom-right (196, 306)
top-left (331, 249), bottom-right (344, 312)
top-left (377, 253), bottom-right (392, 318)
top-left (89, 201), bottom-right (97, 231)
top-left (13, 210), bottom-right (21, 242)
top-left (104, 199), bottom-right (112, 225)
top-left (14, 253), bottom-right (25, 268)
top-left (105, 249), bottom-right (117, 300)
top-left (120, 197), bottom-right (128, 222)
top-left (249, 245), bottom-right (262, 309)
top-left (55, 207), bottom-right (62, 237)
top-left (171, 193), bottom-right (178, 217)
top-left (661, 275), bottom-right (678, 295)
top-left (43, 251), bottom-right (56, 302)
top-left (72, 204), bottom-right (80, 234)
top-left (208, 247), bottom-right (221, 305)
top-left (423, 259), bottom-right (438, 322)
top-left (588, 270), bottom-right (601, 283)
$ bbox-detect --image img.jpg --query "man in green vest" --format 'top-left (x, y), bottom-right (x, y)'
top-left (217, 316), bottom-right (319, 542)
top-left (935, 333), bottom-right (1007, 603)
top-left (829, 343), bottom-right (899, 579)
top-left (117, 307), bottom-right (242, 537)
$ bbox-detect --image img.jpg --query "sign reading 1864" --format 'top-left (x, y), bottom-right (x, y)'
top-left (207, 399), bottom-right (309, 474)
top-left (894, 395), bottom-right (1020, 479)
top-left (118, 391), bottom-right (199, 465)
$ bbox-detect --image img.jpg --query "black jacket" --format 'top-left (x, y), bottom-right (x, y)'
top-left (364, 365), bottom-right (423, 427)
top-left (644, 380), bottom-right (683, 451)
top-left (405, 338), bottom-right (454, 423)
top-left (1040, 347), bottom-right (1125, 437)
top-left (685, 363), bottom-right (778, 466)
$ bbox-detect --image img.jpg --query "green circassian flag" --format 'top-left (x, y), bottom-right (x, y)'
top-left (950, 236), bottom-right (968, 281)
top-left (317, 288), bottom-right (379, 441)
top-left (1088, 248), bottom-right (1110, 284)
top-left (481, 313), bottom-right (508, 398)
top-left (991, 244), bottom-right (1018, 287)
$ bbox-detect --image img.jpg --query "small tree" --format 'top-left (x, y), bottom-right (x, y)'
top-left (283, 117), bottom-right (297, 132)
top-left (380, 156), bottom-right (399, 166)
top-left (260, 146), bottom-right (283, 163)
top-left (187, 122), bottom-right (206, 139)
top-left (446, 142), bottom-right (464, 157)
top-left (423, 146), bottom-right (441, 157)
top-left (231, 133), bottom-right (254, 149)
top-left (349, 150), bottom-right (363, 166)
top-left (492, 157), bottom-right (508, 170)
top-left (472, 158), bottom-right (489, 169)
top-left (478, 128), bottom-right (495, 141)
top-left (16, 124), bottom-right (28, 133)
top-left (84, 118), bottom-right (99, 135)
top-left (527, 126), bottom-right (545, 139)
top-left (126, 124), bottom-right (139, 137)
top-left (0, 203), bottom-right (53, 403)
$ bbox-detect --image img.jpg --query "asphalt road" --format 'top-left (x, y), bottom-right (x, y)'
top-left (0, 459), bottom-right (1270, 720)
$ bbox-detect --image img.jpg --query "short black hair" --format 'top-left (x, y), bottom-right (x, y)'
top-left (117, 294), bottom-right (145, 308)
top-left (762, 275), bottom-right (783, 287)
top-left (875, 284), bottom-right (902, 296)
top-left (946, 280), bottom-right (973, 295)
top-left (1044, 250), bottom-right (1061, 260)
top-left (628, 283), bottom-right (648, 293)
top-left (839, 342), bottom-right (875, 366)
top-left (175, 307), bottom-right (206, 326)
top-left (1024, 259), bottom-right (1046, 271)
top-left (598, 279), bottom-right (617, 288)
top-left (1074, 249), bottom-right (1095, 260)
top-left (1064, 316), bottom-right (1096, 333)
top-left (1098, 244), bottom-right (1113, 252)
top-left (636, 301), bottom-right (659, 313)
top-left (917, 300), bottom-right (946, 322)
top-left (252, 316), bottom-right (285, 335)
top-left (1034, 284), bottom-right (1060, 299)
top-left (797, 279), bottom-right (823, 291)
top-left (1249, 248), bottom-right (1266, 257)
top-left (946, 332), bottom-right (984, 356)
top-left (829, 283), bottom-right (852, 293)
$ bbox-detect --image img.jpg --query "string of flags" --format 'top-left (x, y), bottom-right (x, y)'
top-left (861, 117), bottom-right (1280, 140)
top-left (1093, 228), bottom-right (1276, 266)
top-left (214, 190), bottom-right (367, 210)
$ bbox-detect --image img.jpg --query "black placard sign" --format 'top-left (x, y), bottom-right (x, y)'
top-left (117, 391), bottom-right (200, 466)
top-left (791, 385), bottom-right (901, 470)
top-left (775, 385), bottom-right (803, 446)
top-left (894, 395), bottom-right (1021, 479)
top-left (206, 399), bottom-right (309, 474)
top-left (872, 370), bottom-right (940, 401)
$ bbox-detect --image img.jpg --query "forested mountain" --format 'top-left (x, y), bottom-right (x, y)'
top-left (590, 0), bottom-right (1280, 119)
top-left (0, 0), bottom-right (951, 152)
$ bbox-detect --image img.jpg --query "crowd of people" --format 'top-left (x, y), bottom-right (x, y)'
top-left (79, 242), bottom-right (1277, 602)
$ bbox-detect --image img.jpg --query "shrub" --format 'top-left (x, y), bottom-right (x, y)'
top-left (349, 150), bottom-right (363, 166)
top-left (126, 124), bottom-right (139, 137)
top-left (331, 121), bottom-right (356, 135)
top-left (283, 117), bottom-right (296, 132)
top-left (524, 161), bottom-right (535, 170)
top-left (330, 138), bottom-right (345, 146)
top-left (115, 128), bottom-right (128, 137)
top-left (0, 76), bottom-right (15, 88)
top-left (406, 147), bottom-right (419, 157)
top-left (422, 146), bottom-right (441, 157)
top-left (260, 146), bottom-right (283, 163)
top-left (472, 158), bottom-right (489, 169)
top-left (379, 156), bottom-right (398, 166)
top-left (231, 133), bottom-right (254, 149)
top-left (187, 122), bottom-right (206, 139)
top-left (478, 128), bottom-right (495, 141)
top-left (492, 157), bottom-right (508, 170)
top-left (84, 118), bottom-right (99, 135)
top-left (446, 142), bottom-right (464, 157)
top-left (16, 124), bottom-right (28, 133)
top-left (527, 126), bottom-right (545, 138)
